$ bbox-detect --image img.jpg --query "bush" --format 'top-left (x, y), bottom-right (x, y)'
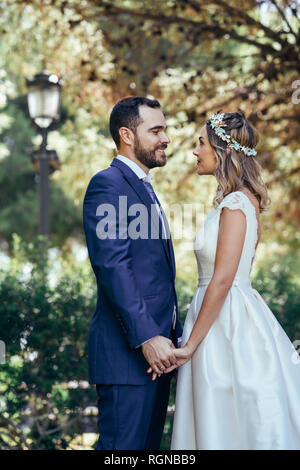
top-left (0, 235), bottom-right (97, 449)
top-left (252, 252), bottom-right (300, 343)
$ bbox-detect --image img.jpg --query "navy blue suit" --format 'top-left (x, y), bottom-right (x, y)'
top-left (82, 158), bottom-right (182, 449)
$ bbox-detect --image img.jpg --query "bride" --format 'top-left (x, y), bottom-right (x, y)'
top-left (150, 111), bottom-right (300, 450)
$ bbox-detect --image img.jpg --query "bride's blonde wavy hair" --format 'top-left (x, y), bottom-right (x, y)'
top-left (206, 111), bottom-right (270, 212)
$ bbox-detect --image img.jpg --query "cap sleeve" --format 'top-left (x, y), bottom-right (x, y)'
top-left (218, 192), bottom-right (248, 218)
top-left (217, 191), bottom-right (259, 269)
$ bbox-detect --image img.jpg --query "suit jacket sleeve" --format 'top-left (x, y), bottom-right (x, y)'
top-left (83, 172), bottom-right (162, 349)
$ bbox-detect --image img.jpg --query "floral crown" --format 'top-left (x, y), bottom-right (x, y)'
top-left (207, 112), bottom-right (257, 157)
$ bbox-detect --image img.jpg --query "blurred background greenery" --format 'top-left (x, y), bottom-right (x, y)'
top-left (0, 0), bottom-right (299, 449)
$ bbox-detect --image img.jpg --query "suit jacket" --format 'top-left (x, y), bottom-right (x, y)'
top-left (82, 158), bottom-right (182, 385)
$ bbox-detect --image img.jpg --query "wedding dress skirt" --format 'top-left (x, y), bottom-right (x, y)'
top-left (171, 192), bottom-right (300, 450)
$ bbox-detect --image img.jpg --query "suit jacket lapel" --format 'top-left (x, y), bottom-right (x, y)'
top-left (111, 158), bottom-right (174, 273)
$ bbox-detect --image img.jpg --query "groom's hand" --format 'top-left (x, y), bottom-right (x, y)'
top-left (142, 335), bottom-right (178, 377)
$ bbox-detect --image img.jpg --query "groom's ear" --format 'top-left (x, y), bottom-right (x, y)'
top-left (119, 127), bottom-right (135, 147)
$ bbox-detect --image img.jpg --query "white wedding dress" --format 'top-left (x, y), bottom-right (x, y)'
top-left (171, 191), bottom-right (300, 450)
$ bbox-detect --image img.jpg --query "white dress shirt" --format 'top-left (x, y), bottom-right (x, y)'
top-left (116, 153), bottom-right (149, 180)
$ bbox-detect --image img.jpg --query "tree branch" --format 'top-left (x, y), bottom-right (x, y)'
top-left (213, 0), bottom-right (293, 46)
top-left (87, 2), bottom-right (279, 55)
top-left (269, 0), bottom-right (298, 37)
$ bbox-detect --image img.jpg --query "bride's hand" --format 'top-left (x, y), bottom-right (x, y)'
top-left (148, 344), bottom-right (194, 379)
top-left (165, 344), bottom-right (194, 371)
top-left (147, 344), bottom-right (195, 380)
top-left (175, 344), bottom-right (194, 361)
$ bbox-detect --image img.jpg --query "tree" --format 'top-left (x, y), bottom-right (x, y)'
top-left (0, 0), bottom-right (299, 261)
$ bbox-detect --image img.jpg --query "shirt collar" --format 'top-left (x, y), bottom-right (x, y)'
top-left (116, 154), bottom-right (152, 183)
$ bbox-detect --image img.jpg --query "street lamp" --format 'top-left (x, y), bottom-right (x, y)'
top-left (26, 71), bottom-right (62, 245)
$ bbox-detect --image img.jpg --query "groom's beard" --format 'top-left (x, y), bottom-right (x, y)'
top-left (134, 135), bottom-right (167, 169)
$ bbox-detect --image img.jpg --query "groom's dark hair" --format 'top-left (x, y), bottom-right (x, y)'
top-left (109, 96), bottom-right (161, 148)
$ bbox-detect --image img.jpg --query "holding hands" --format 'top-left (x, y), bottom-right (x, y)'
top-left (142, 335), bottom-right (178, 378)
top-left (146, 343), bottom-right (195, 381)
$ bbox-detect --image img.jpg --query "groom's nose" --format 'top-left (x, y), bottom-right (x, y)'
top-left (160, 132), bottom-right (171, 144)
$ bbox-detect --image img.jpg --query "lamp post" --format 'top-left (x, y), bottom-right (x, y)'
top-left (26, 72), bottom-right (62, 250)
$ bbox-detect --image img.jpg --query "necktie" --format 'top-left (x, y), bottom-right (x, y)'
top-left (142, 179), bottom-right (170, 241)
top-left (142, 180), bottom-right (157, 204)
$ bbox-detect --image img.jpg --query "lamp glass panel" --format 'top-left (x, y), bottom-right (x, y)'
top-left (27, 85), bottom-right (60, 128)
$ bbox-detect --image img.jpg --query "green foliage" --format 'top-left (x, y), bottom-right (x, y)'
top-left (0, 235), bottom-right (97, 449)
top-left (253, 252), bottom-right (300, 342)
top-left (0, 0), bottom-right (299, 253)
top-left (0, 101), bottom-right (85, 251)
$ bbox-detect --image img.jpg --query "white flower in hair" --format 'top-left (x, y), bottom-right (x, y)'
top-left (208, 112), bottom-right (257, 157)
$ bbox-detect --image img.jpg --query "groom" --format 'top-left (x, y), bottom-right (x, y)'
top-left (82, 96), bottom-right (182, 450)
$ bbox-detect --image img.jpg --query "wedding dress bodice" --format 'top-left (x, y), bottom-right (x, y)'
top-left (194, 191), bottom-right (258, 286)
